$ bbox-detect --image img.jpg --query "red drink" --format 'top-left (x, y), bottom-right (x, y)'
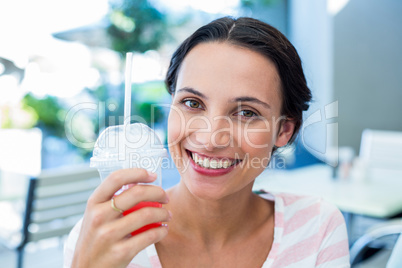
top-left (122, 201), bottom-right (162, 236)
top-left (90, 123), bottom-right (167, 236)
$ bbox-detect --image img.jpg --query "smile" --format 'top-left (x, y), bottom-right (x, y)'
top-left (186, 150), bottom-right (242, 170)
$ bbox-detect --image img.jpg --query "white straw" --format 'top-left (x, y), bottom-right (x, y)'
top-left (124, 52), bottom-right (133, 126)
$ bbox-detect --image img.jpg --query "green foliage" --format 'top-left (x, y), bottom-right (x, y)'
top-left (135, 102), bottom-right (164, 126)
top-left (22, 93), bottom-right (65, 137)
top-left (133, 80), bottom-right (169, 102)
top-left (132, 81), bottom-right (169, 125)
top-left (107, 0), bottom-right (170, 54)
top-left (0, 104), bottom-right (38, 129)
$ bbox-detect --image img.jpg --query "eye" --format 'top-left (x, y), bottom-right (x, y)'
top-left (238, 110), bottom-right (258, 118)
top-left (183, 99), bottom-right (203, 109)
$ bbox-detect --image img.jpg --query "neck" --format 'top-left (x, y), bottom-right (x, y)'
top-left (166, 181), bottom-right (270, 249)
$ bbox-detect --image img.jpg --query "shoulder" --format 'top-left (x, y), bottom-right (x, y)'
top-left (262, 191), bottom-right (343, 223)
top-left (260, 192), bottom-right (350, 267)
top-left (275, 192), bottom-right (345, 234)
top-left (259, 192), bottom-right (347, 245)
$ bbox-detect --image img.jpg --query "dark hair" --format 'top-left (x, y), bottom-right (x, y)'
top-left (165, 16), bottom-right (312, 148)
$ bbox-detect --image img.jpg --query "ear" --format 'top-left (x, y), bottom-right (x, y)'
top-left (275, 119), bottom-right (296, 148)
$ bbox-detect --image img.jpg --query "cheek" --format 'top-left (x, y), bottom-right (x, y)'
top-left (167, 105), bottom-right (185, 147)
top-left (241, 121), bottom-right (275, 151)
top-left (239, 123), bottom-right (275, 167)
top-left (167, 107), bottom-right (187, 170)
top-left (243, 132), bottom-right (272, 148)
top-left (167, 106), bottom-right (210, 148)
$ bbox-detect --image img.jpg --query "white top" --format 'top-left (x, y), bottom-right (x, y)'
top-left (64, 192), bottom-right (350, 268)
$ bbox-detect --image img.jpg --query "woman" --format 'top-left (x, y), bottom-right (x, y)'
top-left (64, 17), bottom-right (350, 267)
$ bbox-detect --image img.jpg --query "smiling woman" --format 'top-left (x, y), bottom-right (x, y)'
top-left (168, 41), bottom-right (287, 201)
top-left (64, 17), bottom-right (350, 268)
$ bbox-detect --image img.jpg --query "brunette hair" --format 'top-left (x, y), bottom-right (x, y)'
top-left (165, 16), bottom-right (311, 148)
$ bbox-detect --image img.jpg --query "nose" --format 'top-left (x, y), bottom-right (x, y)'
top-left (190, 116), bottom-right (232, 151)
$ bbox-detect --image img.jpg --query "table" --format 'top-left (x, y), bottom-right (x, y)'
top-left (253, 164), bottom-right (402, 218)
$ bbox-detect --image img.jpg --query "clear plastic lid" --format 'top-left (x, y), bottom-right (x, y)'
top-left (90, 123), bottom-right (167, 169)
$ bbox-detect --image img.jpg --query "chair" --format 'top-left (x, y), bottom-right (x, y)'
top-left (0, 165), bottom-right (100, 268)
top-left (349, 219), bottom-right (402, 266)
top-left (359, 129), bottom-right (402, 179)
top-left (350, 129), bottom-right (402, 266)
top-left (387, 231), bottom-right (402, 268)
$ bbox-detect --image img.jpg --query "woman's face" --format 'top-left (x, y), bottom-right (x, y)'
top-left (167, 42), bottom-right (294, 200)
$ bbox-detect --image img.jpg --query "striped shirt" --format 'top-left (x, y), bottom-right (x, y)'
top-left (64, 192), bottom-right (350, 267)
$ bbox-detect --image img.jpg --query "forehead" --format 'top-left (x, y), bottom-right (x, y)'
top-left (176, 42), bottom-right (282, 109)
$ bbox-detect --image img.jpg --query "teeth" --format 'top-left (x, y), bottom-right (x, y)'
top-left (191, 152), bottom-right (235, 169)
top-left (210, 159), bottom-right (218, 168)
top-left (203, 158), bottom-right (210, 168)
top-left (217, 160), bottom-right (223, 168)
top-left (222, 160), bottom-right (229, 168)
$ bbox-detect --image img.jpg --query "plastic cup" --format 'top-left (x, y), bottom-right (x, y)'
top-left (90, 123), bottom-right (167, 235)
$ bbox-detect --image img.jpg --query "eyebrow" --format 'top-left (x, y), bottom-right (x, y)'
top-left (231, 96), bottom-right (271, 109)
top-left (177, 87), bottom-right (208, 99)
top-left (177, 87), bottom-right (271, 109)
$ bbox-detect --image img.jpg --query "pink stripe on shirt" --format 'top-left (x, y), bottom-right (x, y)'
top-left (279, 193), bottom-right (308, 207)
top-left (283, 202), bottom-right (320, 235)
top-left (126, 264), bottom-right (147, 268)
top-left (274, 233), bottom-right (321, 267)
top-left (267, 242), bottom-right (280, 259)
top-left (150, 255), bottom-right (162, 268)
top-left (274, 206), bottom-right (347, 267)
top-left (315, 239), bottom-right (350, 265)
top-left (275, 211), bottom-right (284, 228)
top-left (319, 209), bottom-right (344, 239)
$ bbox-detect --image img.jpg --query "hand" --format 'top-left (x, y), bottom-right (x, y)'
top-left (71, 168), bottom-right (171, 268)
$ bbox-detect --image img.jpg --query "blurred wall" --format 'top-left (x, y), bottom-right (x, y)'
top-left (243, 0), bottom-right (289, 36)
top-left (289, 0), bottom-right (336, 163)
top-left (334, 0), bottom-right (402, 152)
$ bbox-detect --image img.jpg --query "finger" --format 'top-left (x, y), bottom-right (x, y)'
top-left (108, 206), bottom-right (172, 240)
top-left (122, 225), bottom-right (168, 254)
top-left (122, 225), bottom-right (169, 256)
top-left (90, 168), bottom-right (157, 204)
top-left (109, 225), bottom-right (169, 264)
top-left (111, 185), bottom-right (168, 213)
top-left (91, 185), bottom-right (168, 226)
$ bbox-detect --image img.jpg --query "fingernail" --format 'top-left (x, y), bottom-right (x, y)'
top-left (147, 170), bottom-right (157, 178)
top-left (168, 210), bottom-right (173, 220)
top-left (124, 183), bottom-right (136, 190)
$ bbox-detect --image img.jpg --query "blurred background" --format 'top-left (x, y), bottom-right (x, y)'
top-left (0, 0), bottom-right (401, 267)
